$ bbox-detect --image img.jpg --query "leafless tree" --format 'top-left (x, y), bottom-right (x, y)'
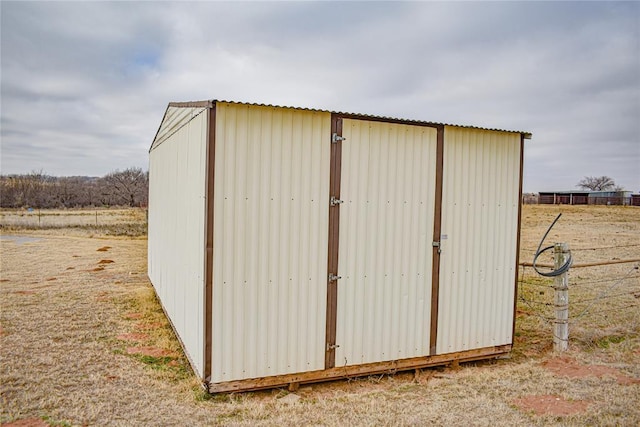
top-left (0, 170), bottom-right (56, 208)
top-left (55, 176), bottom-right (100, 207)
top-left (577, 176), bottom-right (617, 191)
top-left (100, 167), bottom-right (148, 207)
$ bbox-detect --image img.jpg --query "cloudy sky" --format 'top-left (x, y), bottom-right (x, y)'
top-left (1, 1), bottom-right (638, 192)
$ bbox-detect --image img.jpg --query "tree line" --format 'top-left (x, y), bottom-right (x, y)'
top-left (0, 167), bottom-right (148, 209)
top-left (1, 172), bottom-right (627, 209)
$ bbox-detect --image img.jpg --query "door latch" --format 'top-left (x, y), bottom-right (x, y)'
top-left (326, 343), bottom-right (340, 351)
top-left (328, 273), bottom-right (342, 282)
top-left (432, 241), bottom-right (441, 254)
top-left (332, 133), bottom-right (346, 143)
top-left (330, 196), bottom-right (343, 206)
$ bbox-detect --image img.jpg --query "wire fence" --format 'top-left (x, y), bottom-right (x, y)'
top-left (0, 208), bottom-right (147, 228)
top-left (518, 242), bottom-right (640, 348)
top-left (0, 208), bottom-right (148, 237)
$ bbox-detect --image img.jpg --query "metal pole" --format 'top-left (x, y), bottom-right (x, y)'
top-left (553, 243), bottom-right (569, 352)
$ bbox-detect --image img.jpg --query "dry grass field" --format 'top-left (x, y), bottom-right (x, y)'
top-left (0, 208), bottom-right (147, 237)
top-left (1, 205), bottom-right (638, 426)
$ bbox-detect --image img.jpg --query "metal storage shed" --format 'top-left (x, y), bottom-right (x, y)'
top-left (148, 100), bottom-right (531, 393)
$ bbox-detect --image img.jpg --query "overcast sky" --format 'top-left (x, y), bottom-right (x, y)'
top-left (1, 1), bottom-right (638, 192)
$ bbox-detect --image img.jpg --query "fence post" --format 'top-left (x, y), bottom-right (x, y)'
top-left (554, 243), bottom-right (570, 351)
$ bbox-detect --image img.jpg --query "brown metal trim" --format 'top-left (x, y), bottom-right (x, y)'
top-left (429, 125), bottom-right (445, 355)
top-left (208, 345), bottom-right (511, 393)
top-left (168, 100), bottom-right (214, 108)
top-left (203, 103), bottom-right (216, 384)
top-left (325, 114), bottom-right (343, 369)
top-left (337, 113), bottom-right (441, 130)
top-left (511, 134), bottom-right (525, 345)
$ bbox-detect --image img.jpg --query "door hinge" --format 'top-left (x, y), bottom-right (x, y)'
top-left (332, 133), bottom-right (346, 143)
top-left (330, 196), bottom-right (343, 207)
top-left (326, 343), bottom-right (340, 351)
top-left (328, 273), bottom-right (342, 282)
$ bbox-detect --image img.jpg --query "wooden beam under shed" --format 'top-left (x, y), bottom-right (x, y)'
top-left (207, 345), bottom-right (511, 394)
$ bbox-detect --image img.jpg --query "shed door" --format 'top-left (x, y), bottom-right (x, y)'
top-left (436, 127), bottom-right (521, 354)
top-left (334, 119), bottom-right (438, 366)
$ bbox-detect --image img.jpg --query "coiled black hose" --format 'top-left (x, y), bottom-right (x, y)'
top-left (532, 213), bottom-right (573, 277)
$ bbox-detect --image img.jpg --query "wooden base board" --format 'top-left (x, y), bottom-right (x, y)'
top-left (207, 345), bottom-right (511, 393)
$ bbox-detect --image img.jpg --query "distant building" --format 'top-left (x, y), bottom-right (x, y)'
top-left (538, 190), bottom-right (633, 205)
top-left (588, 191), bottom-right (633, 205)
top-left (538, 191), bottom-right (590, 205)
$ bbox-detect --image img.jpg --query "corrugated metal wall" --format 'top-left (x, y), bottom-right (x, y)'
top-left (437, 126), bottom-right (521, 354)
top-left (335, 119), bottom-right (438, 366)
top-left (211, 103), bottom-right (332, 382)
top-left (148, 101), bottom-right (525, 389)
top-left (148, 107), bottom-right (208, 377)
top-left (152, 106), bottom-right (208, 149)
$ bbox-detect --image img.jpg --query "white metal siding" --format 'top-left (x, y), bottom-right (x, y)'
top-left (211, 103), bottom-right (331, 382)
top-left (437, 126), bottom-right (521, 354)
top-left (152, 106), bottom-right (208, 149)
top-left (148, 107), bottom-right (208, 377)
top-left (335, 120), bottom-right (438, 366)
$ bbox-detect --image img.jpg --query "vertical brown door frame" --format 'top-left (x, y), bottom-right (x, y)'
top-left (429, 125), bottom-right (445, 355)
top-left (326, 117), bottom-right (444, 366)
top-left (203, 104), bottom-right (216, 384)
top-left (325, 114), bottom-right (343, 369)
top-left (511, 134), bottom-right (526, 344)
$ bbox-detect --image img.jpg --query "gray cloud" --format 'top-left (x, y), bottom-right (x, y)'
top-left (1, 1), bottom-right (638, 191)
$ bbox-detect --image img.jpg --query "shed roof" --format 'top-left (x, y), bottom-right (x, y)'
top-left (152, 99), bottom-right (532, 150)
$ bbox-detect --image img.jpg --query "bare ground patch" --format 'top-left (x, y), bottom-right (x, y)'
top-left (1, 205), bottom-right (639, 426)
top-left (512, 395), bottom-right (590, 417)
top-left (543, 356), bottom-right (640, 385)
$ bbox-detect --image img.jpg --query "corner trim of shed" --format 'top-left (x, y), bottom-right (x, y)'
top-left (512, 132), bottom-right (527, 345)
top-left (203, 104), bottom-right (216, 384)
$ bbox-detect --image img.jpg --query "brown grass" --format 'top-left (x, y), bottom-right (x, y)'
top-left (0, 208), bottom-right (147, 237)
top-left (1, 205), bottom-right (638, 426)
